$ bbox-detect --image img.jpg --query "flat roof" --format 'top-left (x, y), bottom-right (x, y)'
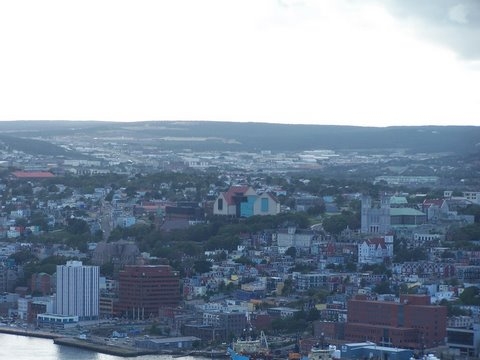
top-left (12, 171), bottom-right (55, 178)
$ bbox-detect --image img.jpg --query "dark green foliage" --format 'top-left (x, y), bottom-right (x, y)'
top-left (285, 247), bottom-right (296, 258)
top-left (459, 286), bottom-right (480, 305)
top-left (439, 299), bottom-right (470, 316)
top-left (459, 204), bottom-right (480, 223)
top-left (374, 280), bottom-right (392, 294)
top-left (322, 210), bottom-right (360, 235)
top-left (193, 260), bottom-right (213, 274)
top-left (9, 250), bottom-right (36, 265)
top-left (66, 218), bottom-right (90, 235)
top-left (234, 256), bottom-right (255, 266)
top-left (394, 242), bottom-right (428, 262)
top-left (291, 263), bottom-right (316, 273)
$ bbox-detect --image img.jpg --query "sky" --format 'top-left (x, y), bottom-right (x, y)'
top-left (1, 0), bottom-right (479, 127)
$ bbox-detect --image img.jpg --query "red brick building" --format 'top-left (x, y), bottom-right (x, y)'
top-left (31, 272), bottom-right (53, 295)
top-left (344, 295), bottom-right (447, 349)
top-left (118, 265), bottom-right (180, 319)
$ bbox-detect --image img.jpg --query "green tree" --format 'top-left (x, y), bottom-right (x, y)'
top-left (374, 280), bottom-right (391, 294)
top-left (459, 286), bottom-right (480, 305)
top-left (66, 218), bottom-right (90, 235)
top-left (193, 260), bottom-right (213, 274)
top-left (285, 246), bottom-right (297, 258)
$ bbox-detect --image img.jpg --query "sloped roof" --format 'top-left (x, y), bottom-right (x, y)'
top-left (363, 237), bottom-right (386, 249)
top-left (223, 185), bottom-right (251, 205)
top-left (390, 196), bottom-right (408, 205)
top-left (422, 199), bottom-right (445, 207)
top-left (390, 208), bottom-right (426, 216)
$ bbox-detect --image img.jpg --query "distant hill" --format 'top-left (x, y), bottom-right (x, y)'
top-left (0, 134), bottom-right (88, 158)
top-left (0, 121), bottom-right (478, 155)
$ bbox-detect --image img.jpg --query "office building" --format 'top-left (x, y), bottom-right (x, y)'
top-left (56, 260), bottom-right (99, 320)
top-left (118, 265), bottom-right (180, 319)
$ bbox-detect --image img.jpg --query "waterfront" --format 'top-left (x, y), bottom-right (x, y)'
top-left (0, 333), bottom-right (203, 360)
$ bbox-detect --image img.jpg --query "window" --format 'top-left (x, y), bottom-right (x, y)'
top-left (261, 198), bottom-right (269, 212)
top-left (218, 198), bottom-right (223, 211)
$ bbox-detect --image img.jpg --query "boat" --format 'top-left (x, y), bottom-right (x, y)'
top-left (227, 312), bottom-right (271, 360)
top-left (304, 343), bottom-right (340, 360)
top-left (227, 330), bottom-right (271, 360)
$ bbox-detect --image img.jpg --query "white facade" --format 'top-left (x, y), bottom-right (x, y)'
top-left (463, 191), bottom-right (480, 204)
top-left (253, 193), bottom-right (281, 216)
top-left (276, 227), bottom-right (315, 254)
top-left (358, 235), bottom-right (394, 264)
top-left (56, 260), bottom-right (99, 320)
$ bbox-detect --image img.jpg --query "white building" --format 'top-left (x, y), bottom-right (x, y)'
top-left (358, 235), bottom-right (394, 264)
top-left (56, 260), bottom-right (99, 320)
top-left (276, 227), bottom-right (316, 254)
top-left (213, 186), bottom-right (280, 217)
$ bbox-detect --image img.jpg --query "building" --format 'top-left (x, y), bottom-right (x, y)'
top-left (276, 227), bottom-right (316, 254)
top-left (373, 176), bottom-right (439, 186)
top-left (56, 260), bottom-right (100, 320)
top-left (361, 195), bottom-right (391, 234)
top-left (202, 311), bottom-right (247, 339)
top-left (118, 265), bottom-right (180, 319)
top-left (213, 186), bottom-right (280, 217)
top-left (11, 171), bottom-right (55, 179)
top-left (446, 324), bottom-right (480, 358)
top-left (421, 199), bottom-right (449, 222)
top-left (31, 272), bottom-right (53, 295)
top-left (37, 314), bottom-right (79, 329)
top-left (361, 195), bottom-right (427, 234)
top-left (344, 295), bottom-right (447, 349)
top-left (135, 336), bottom-right (200, 351)
top-left (358, 235), bottom-right (393, 264)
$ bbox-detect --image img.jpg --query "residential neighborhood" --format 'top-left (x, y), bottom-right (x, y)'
top-left (0, 122), bottom-right (479, 358)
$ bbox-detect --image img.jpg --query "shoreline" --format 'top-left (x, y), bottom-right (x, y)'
top-left (0, 326), bottom-right (60, 339)
top-left (53, 337), bottom-right (158, 357)
top-left (0, 327), bottom-right (157, 357)
top-left (0, 326), bottom-right (224, 358)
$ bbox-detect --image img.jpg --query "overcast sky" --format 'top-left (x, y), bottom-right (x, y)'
top-left (1, 0), bottom-right (479, 126)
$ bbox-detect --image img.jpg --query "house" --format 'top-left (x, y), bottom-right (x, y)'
top-left (213, 186), bottom-right (280, 217)
top-left (422, 199), bottom-right (449, 222)
top-left (358, 235), bottom-right (393, 264)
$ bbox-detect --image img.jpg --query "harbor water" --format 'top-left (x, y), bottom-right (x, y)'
top-left (0, 333), bottom-right (204, 360)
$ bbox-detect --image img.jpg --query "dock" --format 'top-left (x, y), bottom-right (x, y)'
top-left (53, 337), bottom-right (158, 357)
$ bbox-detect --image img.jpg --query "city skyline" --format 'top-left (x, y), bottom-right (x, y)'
top-left (0, 0), bottom-right (479, 127)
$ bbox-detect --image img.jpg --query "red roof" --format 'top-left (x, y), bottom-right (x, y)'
top-left (422, 199), bottom-right (445, 207)
top-left (223, 186), bottom-right (251, 205)
top-left (366, 237), bottom-right (386, 249)
top-left (12, 171), bottom-right (55, 179)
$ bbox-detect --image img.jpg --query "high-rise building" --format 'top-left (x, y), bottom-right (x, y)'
top-left (118, 265), bottom-right (180, 319)
top-left (56, 260), bottom-right (99, 320)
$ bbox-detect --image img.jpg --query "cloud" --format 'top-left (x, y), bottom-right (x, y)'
top-left (449, 4), bottom-right (469, 24)
top-left (377, 0), bottom-right (480, 60)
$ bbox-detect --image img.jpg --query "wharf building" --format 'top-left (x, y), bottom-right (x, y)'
top-left (118, 265), bottom-right (180, 319)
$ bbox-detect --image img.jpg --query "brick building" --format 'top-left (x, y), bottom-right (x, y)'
top-left (346, 295), bottom-right (446, 349)
top-left (118, 265), bottom-right (180, 319)
top-left (315, 295), bottom-right (447, 350)
top-left (31, 272), bottom-right (53, 295)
